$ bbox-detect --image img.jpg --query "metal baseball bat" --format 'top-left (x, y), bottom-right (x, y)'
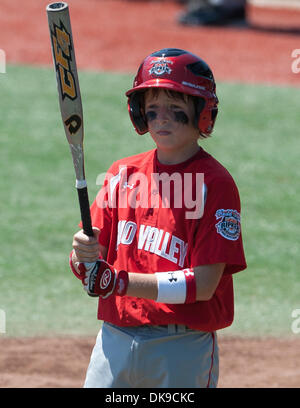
top-left (46, 2), bottom-right (93, 238)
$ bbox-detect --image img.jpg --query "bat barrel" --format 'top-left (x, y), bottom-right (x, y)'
top-left (47, 1), bottom-right (93, 239)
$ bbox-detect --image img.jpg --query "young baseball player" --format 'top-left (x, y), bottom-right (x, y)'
top-left (70, 48), bottom-right (247, 388)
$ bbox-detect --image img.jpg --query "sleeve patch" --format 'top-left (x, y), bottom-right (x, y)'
top-left (215, 209), bottom-right (241, 241)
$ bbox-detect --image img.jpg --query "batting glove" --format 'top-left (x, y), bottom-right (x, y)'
top-left (77, 260), bottom-right (129, 298)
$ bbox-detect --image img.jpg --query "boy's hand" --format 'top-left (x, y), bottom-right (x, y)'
top-left (79, 260), bottom-right (129, 298)
top-left (72, 227), bottom-right (101, 263)
top-left (71, 228), bottom-right (128, 298)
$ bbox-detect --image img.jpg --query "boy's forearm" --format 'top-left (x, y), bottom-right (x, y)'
top-left (126, 263), bottom-right (225, 302)
top-left (70, 247), bottom-right (224, 303)
top-left (126, 273), bottom-right (158, 300)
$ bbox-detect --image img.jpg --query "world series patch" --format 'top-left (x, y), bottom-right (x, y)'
top-left (215, 209), bottom-right (241, 241)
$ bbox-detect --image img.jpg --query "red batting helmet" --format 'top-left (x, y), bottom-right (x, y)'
top-left (126, 48), bottom-right (219, 137)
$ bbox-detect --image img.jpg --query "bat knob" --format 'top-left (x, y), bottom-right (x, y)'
top-left (47, 2), bottom-right (68, 12)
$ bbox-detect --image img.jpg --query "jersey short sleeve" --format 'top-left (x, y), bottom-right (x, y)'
top-left (191, 175), bottom-right (247, 275)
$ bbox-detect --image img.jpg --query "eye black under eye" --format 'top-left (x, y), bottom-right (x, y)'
top-left (174, 111), bottom-right (189, 125)
top-left (146, 111), bottom-right (157, 122)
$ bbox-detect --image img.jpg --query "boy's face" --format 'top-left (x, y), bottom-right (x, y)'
top-left (144, 89), bottom-right (199, 159)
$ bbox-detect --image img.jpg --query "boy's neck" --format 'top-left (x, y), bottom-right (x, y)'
top-left (156, 144), bottom-right (201, 165)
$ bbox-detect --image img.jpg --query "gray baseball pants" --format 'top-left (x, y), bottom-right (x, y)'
top-left (84, 322), bottom-right (219, 388)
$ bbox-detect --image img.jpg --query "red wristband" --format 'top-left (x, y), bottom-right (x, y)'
top-left (115, 270), bottom-right (129, 297)
top-left (183, 268), bottom-right (197, 304)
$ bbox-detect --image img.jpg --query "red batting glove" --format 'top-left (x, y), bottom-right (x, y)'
top-left (77, 260), bottom-right (129, 299)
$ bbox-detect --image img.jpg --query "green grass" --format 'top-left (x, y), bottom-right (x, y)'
top-left (0, 65), bottom-right (299, 337)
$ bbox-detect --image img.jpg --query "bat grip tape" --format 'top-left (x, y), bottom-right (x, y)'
top-left (76, 182), bottom-right (94, 237)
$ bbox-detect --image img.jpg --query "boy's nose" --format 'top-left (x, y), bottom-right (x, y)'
top-left (157, 107), bottom-right (171, 123)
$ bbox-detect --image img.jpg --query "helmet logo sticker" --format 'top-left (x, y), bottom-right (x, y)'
top-left (149, 59), bottom-right (172, 76)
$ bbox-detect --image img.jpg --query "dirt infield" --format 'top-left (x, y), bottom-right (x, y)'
top-left (1, 0), bottom-right (300, 388)
top-left (1, 0), bottom-right (300, 86)
top-left (0, 335), bottom-right (299, 388)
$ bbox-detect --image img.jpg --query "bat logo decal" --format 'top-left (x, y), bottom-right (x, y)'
top-left (65, 114), bottom-right (82, 134)
top-left (50, 20), bottom-right (77, 100)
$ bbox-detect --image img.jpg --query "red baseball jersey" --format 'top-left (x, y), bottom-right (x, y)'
top-left (88, 147), bottom-right (247, 331)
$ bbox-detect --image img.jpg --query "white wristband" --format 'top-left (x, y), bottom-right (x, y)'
top-left (155, 270), bottom-right (186, 304)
